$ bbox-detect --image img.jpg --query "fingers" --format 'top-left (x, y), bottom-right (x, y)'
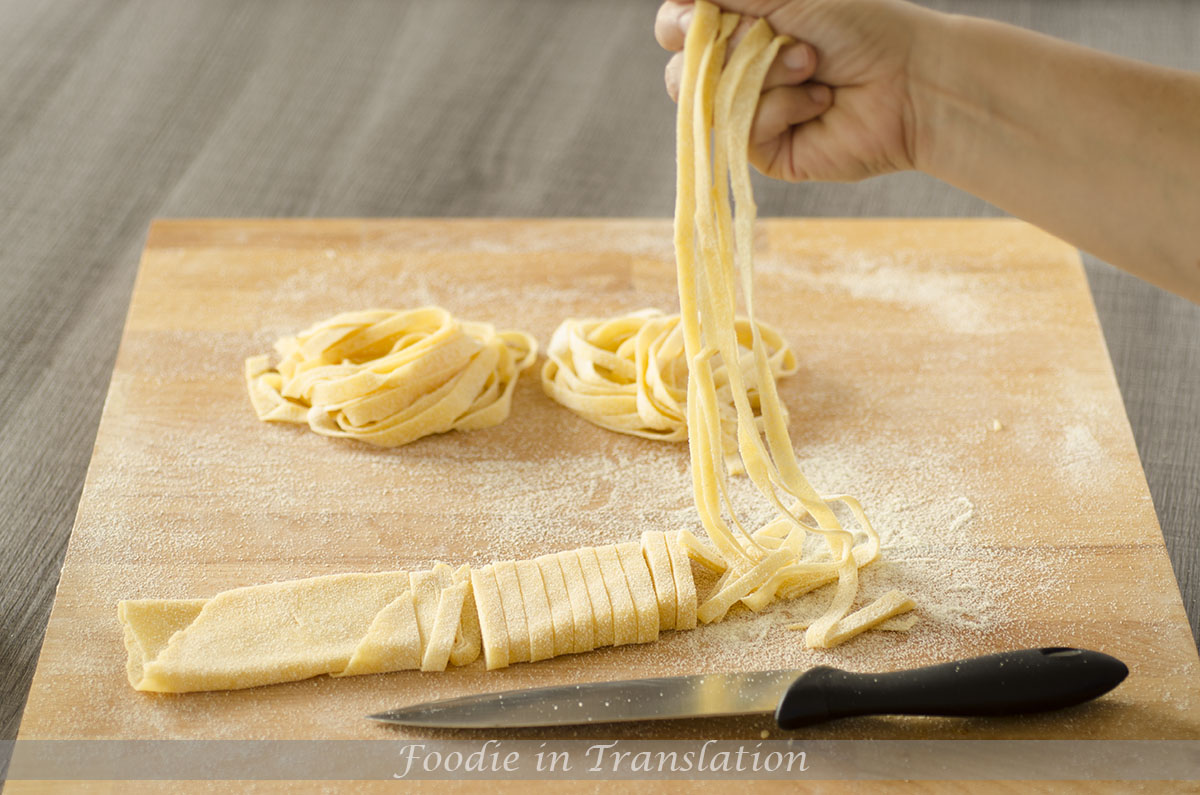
top-left (748, 84), bottom-right (836, 182)
top-left (658, 4), bottom-right (779, 62)
top-left (663, 16), bottom-right (755, 102)
top-left (655, 1), bottom-right (695, 52)
top-left (664, 37), bottom-right (818, 104)
top-left (750, 94), bottom-right (876, 184)
top-left (750, 83), bottom-right (833, 147)
top-left (762, 42), bottom-right (816, 90)
top-left (659, 0), bottom-right (835, 182)
top-left (665, 52), bottom-right (684, 102)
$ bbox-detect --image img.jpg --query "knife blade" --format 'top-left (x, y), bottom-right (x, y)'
top-left (368, 647), bottom-right (1128, 730)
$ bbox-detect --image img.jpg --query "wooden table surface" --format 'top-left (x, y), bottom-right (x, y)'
top-left (1, 0), bottom-right (1198, 765)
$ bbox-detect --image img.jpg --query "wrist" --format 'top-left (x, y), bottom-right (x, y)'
top-left (902, 7), bottom-right (966, 176)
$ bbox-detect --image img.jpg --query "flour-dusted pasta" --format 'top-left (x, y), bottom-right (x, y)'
top-left (576, 546), bottom-right (616, 649)
top-left (493, 561), bottom-right (531, 664)
top-left (669, 1), bottom-right (912, 648)
top-left (617, 541), bottom-right (661, 644)
top-left (117, 2), bottom-right (913, 695)
top-left (596, 545), bottom-right (639, 647)
top-left (338, 590), bottom-right (421, 677)
top-left (410, 565), bottom-right (450, 655)
top-left (515, 560), bottom-right (556, 663)
top-left (119, 532), bottom-right (701, 690)
top-left (541, 309), bottom-right (797, 471)
top-left (246, 307), bottom-right (537, 447)
top-left (536, 554), bottom-right (576, 657)
top-left (448, 564), bottom-right (482, 667)
top-left (640, 531), bottom-right (678, 631)
top-left (120, 572), bottom-right (413, 692)
top-left (556, 550), bottom-right (596, 654)
top-left (470, 565), bottom-right (510, 671)
top-left (420, 582), bottom-right (470, 672)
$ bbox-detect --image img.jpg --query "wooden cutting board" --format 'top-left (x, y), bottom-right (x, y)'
top-left (12, 219), bottom-right (1200, 785)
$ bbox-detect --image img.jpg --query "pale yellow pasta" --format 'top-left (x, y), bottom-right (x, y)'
top-left (246, 307), bottom-right (537, 447)
top-left (121, 572), bottom-right (412, 692)
top-left (596, 545), bottom-right (638, 647)
top-left (616, 541), bottom-right (661, 645)
top-left (448, 564), bottom-right (482, 667)
top-left (640, 531), bottom-right (678, 631)
top-left (493, 561), bottom-right (531, 664)
top-left (576, 546), bottom-right (616, 648)
top-left (338, 590), bottom-right (421, 677)
top-left (787, 590), bottom-right (918, 646)
top-left (116, 3), bottom-right (916, 695)
top-left (667, 533), bottom-right (699, 631)
top-left (470, 565), bottom-right (510, 671)
top-left (515, 560), bottom-right (555, 663)
top-left (536, 554), bottom-right (576, 657)
top-left (420, 582), bottom-right (469, 672)
top-left (541, 309), bottom-right (797, 470)
top-left (556, 550), bottom-right (596, 653)
top-left (670, 0), bottom-right (912, 648)
top-left (409, 566), bottom-right (447, 654)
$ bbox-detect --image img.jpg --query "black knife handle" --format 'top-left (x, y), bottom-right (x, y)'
top-left (774, 647), bottom-right (1128, 730)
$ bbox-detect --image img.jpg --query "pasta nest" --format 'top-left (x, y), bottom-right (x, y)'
top-left (245, 306), bottom-right (537, 447)
top-left (541, 308), bottom-right (798, 465)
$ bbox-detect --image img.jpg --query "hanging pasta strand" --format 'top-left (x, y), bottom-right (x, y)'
top-left (675, 1), bottom-right (912, 647)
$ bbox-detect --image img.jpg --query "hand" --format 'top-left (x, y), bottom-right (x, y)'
top-left (655, 0), bottom-right (938, 183)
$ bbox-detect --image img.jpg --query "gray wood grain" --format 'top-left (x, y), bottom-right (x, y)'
top-left (1, 0), bottom-right (1197, 746)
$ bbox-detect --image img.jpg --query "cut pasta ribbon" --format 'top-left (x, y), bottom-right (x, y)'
top-left (666, 1), bottom-right (912, 648)
top-left (117, 526), bottom-right (908, 692)
top-left (246, 307), bottom-right (537, 447)
top-left (541, 309), bottom-right (797, 470)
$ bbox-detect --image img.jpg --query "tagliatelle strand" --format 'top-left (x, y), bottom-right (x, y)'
top-left (674, 1), bottom-right (912, 648)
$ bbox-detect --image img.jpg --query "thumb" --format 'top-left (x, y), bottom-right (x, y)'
top-left (659, 0), bottom-right (806, 51)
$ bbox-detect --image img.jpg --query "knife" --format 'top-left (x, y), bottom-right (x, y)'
top-left (368, 647), bottom-right (1128, 730)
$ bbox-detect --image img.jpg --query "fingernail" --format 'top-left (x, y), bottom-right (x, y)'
top-left (807, 84), bottom-right (831, 104)
top-left (679, 9), bottom-right (693, 31)
top-left (784, 45), bottom-right (809, 71)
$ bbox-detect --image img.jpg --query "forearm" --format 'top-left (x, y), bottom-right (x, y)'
top-left (910, 12), bottom-right (1200, 302)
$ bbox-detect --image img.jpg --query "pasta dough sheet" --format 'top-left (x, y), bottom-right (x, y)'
top-left (122, 572), bottom-right (412, 692)
top-left (119, 534), bottom-right (705, 692)
top-left (118, 527), bottom-right (911, 692)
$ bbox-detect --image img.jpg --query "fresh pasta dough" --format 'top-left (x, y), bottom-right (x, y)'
top-left (118, 1), bottom-right (915, 695)
top-left (119, 534), bottom-right (696, 691)
top-left (116, 525), bottom-right (904, 691)
top-left (541, 309), bottom-right (797, 469)
top-left (246, 307), bottom-right (537, 447)
top-left (666, 1), bottom-right (911, 648)
top-left (121, 572), bottom-right (414, 692)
